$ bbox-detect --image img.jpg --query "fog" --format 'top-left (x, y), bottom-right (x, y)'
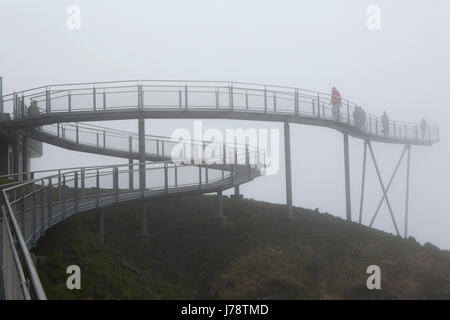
top-left (1, 1), bottom-right (449, 248)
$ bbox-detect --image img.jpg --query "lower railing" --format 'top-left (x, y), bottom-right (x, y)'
top-left (0, 153), bottom-right (263, 299)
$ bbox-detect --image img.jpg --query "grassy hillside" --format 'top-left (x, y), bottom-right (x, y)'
top-left (32, 195), bottom-right (450, 299)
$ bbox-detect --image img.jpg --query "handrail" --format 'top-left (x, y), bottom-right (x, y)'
top-left (0, 80), bottom-right (439, 144)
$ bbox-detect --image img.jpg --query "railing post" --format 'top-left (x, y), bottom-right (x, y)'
top-left (114, 167), bottom-right (119, 202)
top-left (32, 190), bottom-right (37, 246)
top-left (164, 163), bottom-right (169, 193)
top-left (68, 90), bottom-right (72, 112)
top-left (80, 168), bottom-right (85, 198)
top-left (74, 172), bottom-right (79, 213)
top-left (103, 129), bottom-right (106, 148)
top-left (229, 82), bottom-right (234, 110)
top-left (184, 85), bottom-right (188, 109)
top-left (216, 89), bottom-right (219, 108)
top-left (223, 143), bottom-right (227, 164)
top-left (47, 177), bottom-right (53, 226)
top-left (76, 123), bottom-right (79, 143)
top-left (179, 90), bottom-right (182, 108)
top-left (40, 181), bottom-right (45, 236)
top-left (174, 165), bottom-right (178, 188)
top-left (96, 169), bottom-right (100, 208)
top-left (46, 87), bottom-right (51, 113)
top-left (199, 165), bottom-right (202, 189)
top-left (245, 90), bottom-right (249, 111)
top-left (375, 117), bottom-right (378, 135)
top-left (96, 131), bottom-right (99, 147)
top-left (62, 174), bottom-right (66, 221)
top-left (129, 135), bottom-right (134, 190)
top-left (294, 89), bottom-right (299, 115)
top-left (264, 86), bottom-right (267, 113)
top-left (103, 90), bottom-right (106, 110)
top-left (273, 92), bottom-right (277, 112)
top-left (93, 87), bottom-right (96, 111)
top-left (58, 169), bottom-right (62, 203)
top-left (317, 93), bottom-right (320, 118)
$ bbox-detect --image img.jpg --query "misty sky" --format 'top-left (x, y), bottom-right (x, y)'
top-left (1, 1), bottom-right (450, 249)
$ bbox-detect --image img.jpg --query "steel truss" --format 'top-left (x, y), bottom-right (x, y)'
top-left (358, 140), bottom-right (411, 238)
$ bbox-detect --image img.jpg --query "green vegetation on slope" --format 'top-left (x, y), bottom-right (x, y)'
top-left (32, 195), bottom-right (450, 299)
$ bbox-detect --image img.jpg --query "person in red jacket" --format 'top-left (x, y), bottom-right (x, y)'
top-left (330, 87), bottom-right (342, 121)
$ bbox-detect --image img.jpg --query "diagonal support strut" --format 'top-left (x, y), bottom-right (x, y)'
top-left (367, 142), bottom-right (401, 236)
top-left (369, 144), bottom-right (409, 227)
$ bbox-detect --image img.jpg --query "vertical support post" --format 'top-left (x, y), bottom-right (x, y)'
top-left (138, 116), bottom-right (146, 195)
top-left (68, 90), bottom-right (72, 112)
top-left (103, 91), bottom-right (106, 110)
top-left (264, 87), bottom-right (267, 113)
top-left (32, 191), bottom-right (37, 245)
top-left (22, 136), bottom-right (29, 180)
top-left (12, 132), bottom-right (19, 180)
top-left (47, 178), bottom-right (53, 226)
top-left (164, 163), bottom-right (169, 193)
top-left (76, 123), bottom-right (79, 144)
top-left (93, 87), bottom-right (96, 111)
top-left (174, 165), bottom-right (178, 188)
top-left (229, 82), bottom-right (234, 110)
top-left (217, 190), bottom-right (223, 218)
top-left (74, 172), bottom-right (79, 213)
top-left (284, 122), bottom-right (293, 219)
top-left (184, 85), bottom-right (188, 109)
top-left (97, 207), bottom-right (104, 244)
top-left (62, 174), bottom-right (66, 221)
top-left (358, 141), bottom-right (368, 224)
top-left (113, 167), bottom-right (119, 202)
top-left (39, 183), bottom-right (45, 236)
top-left (294, 89), bottom-right (299, 115)
top-left (233, 141), bottom-right (239, 196)
top-left (128, 135), bottom-right (133, 190)
top-left (96, 169), bottom-right (100, 208)
top-left (317, 93), bottom-right (320, 118)
top-left (404, 145), bottom-right (411, 238)
top-left (343, 133), bottom-right (352, 221)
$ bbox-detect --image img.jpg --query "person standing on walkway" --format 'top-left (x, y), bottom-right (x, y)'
top-left (420, 118), bottom-right (427, 139)
top-left (330, 87), bottom-right (342, 121)
top-left (381, 111), bottom-right (390, 136)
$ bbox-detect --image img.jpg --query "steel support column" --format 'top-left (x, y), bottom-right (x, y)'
top-left (234, 184), bottom-right (240, 197)
top-left (22, 136), bottom-right (29, 180)
top-left (284, 122), bottom-right (293, 219)
top-left (138, 116), bottom-right (146, 194)
top-left (12, 132), bottom-right (20, 180)
top-left (343, 133), bottom-right (352, 221)
top-left (358, 141), bottom-right (368, 224)
top-left (129, 135), bottom-right (134, 190)
top-left (404, 145), bottom-right (411, 238)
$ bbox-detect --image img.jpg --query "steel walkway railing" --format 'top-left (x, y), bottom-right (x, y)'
top-left (0, 80), bottom-right (439, 145)
top-left (0, 125), bottom-right (265, 300)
